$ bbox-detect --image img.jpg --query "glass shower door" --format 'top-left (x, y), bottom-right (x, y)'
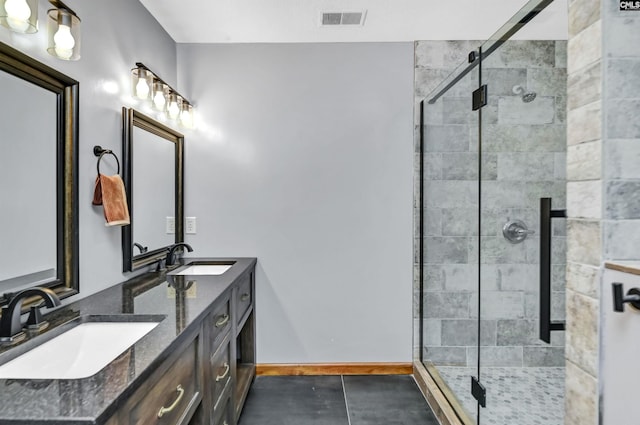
top-left (420, 49), bottom-right (481, 425)
top-left (477, 1), bottom-right (567, 423)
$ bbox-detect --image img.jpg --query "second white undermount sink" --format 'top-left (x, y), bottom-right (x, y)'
top-left (0, 318), bottom-right (161, 380)
top-left (172, 264), bottom-right (233, 276)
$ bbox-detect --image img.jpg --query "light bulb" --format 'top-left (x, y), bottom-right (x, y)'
top-left (153, 90), bottom-right (165, 109)
top-left (136, 78), bottom-right (150, 99)
top-left (180, 105), bottom-right (194, 128)
top-left (53, 24), bottom-right (75, 60)
top-left (135, 69), bottom-right (150, 99)
top-left (168, 96), bottom-right (181, 119)
top-left (153, 83), bottom-right (166, 110)
top-left (4, 0), bottom-right (31, 33)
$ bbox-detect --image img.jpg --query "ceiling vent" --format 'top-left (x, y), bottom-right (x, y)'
top-left (320, 11), bottom-right (367, 26)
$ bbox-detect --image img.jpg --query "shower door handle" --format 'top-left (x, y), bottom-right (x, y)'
top-left (539, 198), bottom-right (567, 343)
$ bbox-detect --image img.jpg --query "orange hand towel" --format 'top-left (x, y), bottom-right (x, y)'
top-left (92, 174), bottom-right (130, 226)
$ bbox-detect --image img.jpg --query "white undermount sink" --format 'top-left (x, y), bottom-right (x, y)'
top-left (172, 264), bottom-right (233, 275)
top-left (0, 320), bottom-right (160, 380)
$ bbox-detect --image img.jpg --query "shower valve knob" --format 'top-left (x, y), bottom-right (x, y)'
top-left (502, 220), bottom-right (534, 244)
top-left (612, 283), bottom-right (640, 312)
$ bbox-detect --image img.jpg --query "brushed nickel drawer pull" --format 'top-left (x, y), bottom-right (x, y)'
top-left (157, 385), bottom-right (184, 418)
top-left (216, 362), bottom-right (230, 382)
top-left (215, 314), bottom-right (229, 328)
top-left (241, 293), bottom-right (250, 302)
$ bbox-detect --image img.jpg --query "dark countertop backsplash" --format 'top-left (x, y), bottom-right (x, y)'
top-left (0, 257), bottom-right (257, 424)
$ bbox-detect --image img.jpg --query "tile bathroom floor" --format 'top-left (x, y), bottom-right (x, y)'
top-left (238, 375), bottom-right (440, 425)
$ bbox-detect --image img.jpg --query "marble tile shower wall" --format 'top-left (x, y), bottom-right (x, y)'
top-left (602, 2), bottom-right (640, 262)
top-left (564, 0), bottom-right (602, 423)
top-left (414, 40), bottom-right (567, 368)
top-left (564, 1), bottom-right (640, 424)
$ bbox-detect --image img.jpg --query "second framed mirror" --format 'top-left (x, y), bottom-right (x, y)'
top-left (122, 108), bottom-right (184, 271)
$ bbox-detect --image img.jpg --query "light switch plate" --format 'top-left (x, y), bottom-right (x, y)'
top-left (166, 217), bottom-right (175, 234)
top-left (186, 217), bottom-right (197, 234)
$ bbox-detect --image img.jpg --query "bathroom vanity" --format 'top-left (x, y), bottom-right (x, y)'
top-left (0, 257), bottom-right (256, 425)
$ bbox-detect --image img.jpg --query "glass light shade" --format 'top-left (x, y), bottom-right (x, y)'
top-left (47, 9), bottom-right (81, 61)
top-left (167, 94), bottom-right (182, 120)
top-left (131, 67), bottom-right (153, 100)
top-left (180, 104), bottom-right (195, 129)
top-left (152, 82), bottom-right (167, 111)
top-left (0, 0), bottom-right (38, 34)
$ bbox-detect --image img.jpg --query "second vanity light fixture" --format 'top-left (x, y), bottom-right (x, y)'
top-left (0, 0), bottom-right (81, 60)
top-left (0, 0), bottom-right (38, 33)
top-left (47, 0), bottom-right (80, 60)
top-left (132, 62), bottom-right (195, 129)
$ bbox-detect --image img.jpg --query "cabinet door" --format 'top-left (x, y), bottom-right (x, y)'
top-left (211, 334), bottom-right (232, 412)
top-left (126, 338), bottom-right (201, 425)
top-left (212, 393), bottom-right (233, 425)
top-left (235, 274), bottom-right (252, 326)
top-left (210, 296), bottom-right (232, 347)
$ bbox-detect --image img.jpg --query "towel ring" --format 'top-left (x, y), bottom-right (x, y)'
top-left (94, 145), bottom-right (120, 175)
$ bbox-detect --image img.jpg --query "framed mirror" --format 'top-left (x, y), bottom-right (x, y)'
top-left (0, 42), bottom-right (79, 303)
top-left (122, 108), bottom-right (184, 271)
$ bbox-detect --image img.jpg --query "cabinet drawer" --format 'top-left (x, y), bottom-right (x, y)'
top-left (127, 339), bottom-right (200, 425)
top-left (210, 335), bottom-right (232, 408)
top-left (236, 274), bottom-right (252, 325)
top-left (210, 296), bottom-right (231, 346)
top-left (213, 393), bottom-right (232, 425)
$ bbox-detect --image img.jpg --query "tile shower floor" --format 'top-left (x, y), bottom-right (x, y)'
top-left (238, 375), bottom-right (439, 425)
top-left (438, 366), bottom-right (565, 425)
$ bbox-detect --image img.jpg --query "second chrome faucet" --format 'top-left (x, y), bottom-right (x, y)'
top-left (165, 243), bottom-right (194, 267)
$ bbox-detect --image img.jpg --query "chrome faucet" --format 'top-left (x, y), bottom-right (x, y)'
top-left (165, 243), bottom-right (194, 267)
top-left (0, 287), bottom-right (61, 343)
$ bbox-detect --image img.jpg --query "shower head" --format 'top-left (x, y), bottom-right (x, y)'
top-left (512, 85), bottom-right (537, 103)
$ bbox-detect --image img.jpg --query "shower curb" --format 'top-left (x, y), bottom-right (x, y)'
top-left (413, 361), bottom-right (465, 425)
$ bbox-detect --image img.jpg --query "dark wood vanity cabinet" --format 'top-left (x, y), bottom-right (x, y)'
top-left (106, 266), bottom-right (256, 425)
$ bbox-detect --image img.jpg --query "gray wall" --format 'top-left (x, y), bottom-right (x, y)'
top-left (2, 5), bottom-right (417, 364)
top-left (415, 40), bottom-right (567, 368)
top-left (177, 43), bottom-right (415, 363)
top-left (0, 0), bottom-right (177, 298)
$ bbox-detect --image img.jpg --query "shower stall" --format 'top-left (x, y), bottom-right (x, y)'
top-left (416, 1), bottom-right (567, 424)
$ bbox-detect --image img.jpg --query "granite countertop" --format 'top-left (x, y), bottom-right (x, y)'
top-left (0, 257), bottom-right (256, 425)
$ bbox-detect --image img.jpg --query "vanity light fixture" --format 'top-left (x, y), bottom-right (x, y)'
top-left (0, 0), bottom-right (38, 34)
top-left (46, 0), bottom-right (81, 61)
top-left (132, 62), bottom-right (195, 128)
top-left (0, 0), bottom-right (82, 60)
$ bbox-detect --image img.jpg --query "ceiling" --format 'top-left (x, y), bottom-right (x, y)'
top-left (138, 0), bottom-right (569, 44)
